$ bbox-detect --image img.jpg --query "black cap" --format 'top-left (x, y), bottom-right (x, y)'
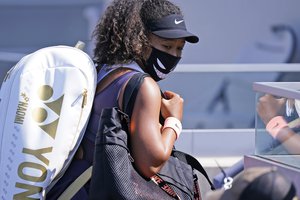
top-left (147, 14), bottom-right (199, 43)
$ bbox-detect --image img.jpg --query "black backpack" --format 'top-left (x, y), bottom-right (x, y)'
top-left (89, 72), bottom-right (215, 199)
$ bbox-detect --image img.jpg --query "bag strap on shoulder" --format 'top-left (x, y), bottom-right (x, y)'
top-left (122, 72), bottom-right (166, 124)
top-left (122, 72), bottom-right (149, 117)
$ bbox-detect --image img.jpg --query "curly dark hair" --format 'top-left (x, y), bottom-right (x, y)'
top-left (92, 0), bottom-right (182, 69)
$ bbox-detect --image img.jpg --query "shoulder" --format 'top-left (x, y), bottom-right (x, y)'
top-left (138, 76), bottom-right (161, 100)
top-left (119, 73), bottom-right (161, 109)
top-left (131, 75), bottom-right (162, 125)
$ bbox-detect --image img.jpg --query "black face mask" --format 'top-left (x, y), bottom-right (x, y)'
top-left (144, 47), bottom-right (181, 81)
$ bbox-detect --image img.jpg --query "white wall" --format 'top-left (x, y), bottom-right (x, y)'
top-left (171, 0), bottom-right (300, 64)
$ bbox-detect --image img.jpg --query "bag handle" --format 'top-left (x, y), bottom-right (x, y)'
top-left (172, 150), bottom-right (216, 190)
top-left (122, 72), bottom-right (149, 116)
top-left (122, 72), bottom-right (165, 125)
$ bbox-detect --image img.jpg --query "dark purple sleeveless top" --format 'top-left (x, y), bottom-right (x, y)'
top-left (85, 73), bottom-right (132, 138)
top-left (82, 63), bottom-right (143, 163)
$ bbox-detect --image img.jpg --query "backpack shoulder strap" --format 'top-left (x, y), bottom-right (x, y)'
top-left (57, 166), bottom-right (93, 200)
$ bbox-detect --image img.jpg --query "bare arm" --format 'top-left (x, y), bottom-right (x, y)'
top-left (275, 127), bottom-right (300, 154)
top-left (129, 77), bottom-right (183, 178)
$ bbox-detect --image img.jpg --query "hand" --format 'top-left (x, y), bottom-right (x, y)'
top-left (257, 94), bottom-right (286, 125)
top-left (161, 90), bottom-right (184, 121)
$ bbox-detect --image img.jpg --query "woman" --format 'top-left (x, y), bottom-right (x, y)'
top-left (47, 0), bottom-right (198, 198)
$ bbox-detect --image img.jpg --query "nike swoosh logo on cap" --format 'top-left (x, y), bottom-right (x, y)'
top-left (174, 19), bottom-right (184, 24)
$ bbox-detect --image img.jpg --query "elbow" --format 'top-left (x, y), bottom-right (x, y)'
top-left (136, 164), bottom-right (163, 179)
top-left (135, 151), bottom-right (170, 178)
top-left (139, 167), bottom-right (160, 179)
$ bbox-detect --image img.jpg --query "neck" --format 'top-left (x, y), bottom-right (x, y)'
top-left (135, 59), bottom-right (147, 72)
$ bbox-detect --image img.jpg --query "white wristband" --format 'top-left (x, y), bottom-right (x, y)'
top-left (162, 117), bottom-right (182, 139)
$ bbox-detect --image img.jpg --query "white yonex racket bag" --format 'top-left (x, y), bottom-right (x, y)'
top-left (0, 44), bottom-right (97, 199)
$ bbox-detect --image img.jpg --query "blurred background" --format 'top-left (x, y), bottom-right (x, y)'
top-left (1, 0), bottom-right (300, 129)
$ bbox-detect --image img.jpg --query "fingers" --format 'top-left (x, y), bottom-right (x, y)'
top-left (163, 90), bottom-right (181, 99)
top-left (161, 90), bottom-right (184, 121)
top-left (278, 97), bottom-right (287, 104)
top-left (259, 94), bottom-right (274, 102)
top-left (161, 93), bottom-right (183, 105)
top-left (257, 94), bottom-right (287, 124)
top-left (163, 90), bottom-right (175, 99)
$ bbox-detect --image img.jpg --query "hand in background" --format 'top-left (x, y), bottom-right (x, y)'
top-left (257, 94), bottom-right (286, 125)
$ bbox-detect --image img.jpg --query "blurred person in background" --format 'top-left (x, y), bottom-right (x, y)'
top-left (206, 166), bottom-right (298, 200)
